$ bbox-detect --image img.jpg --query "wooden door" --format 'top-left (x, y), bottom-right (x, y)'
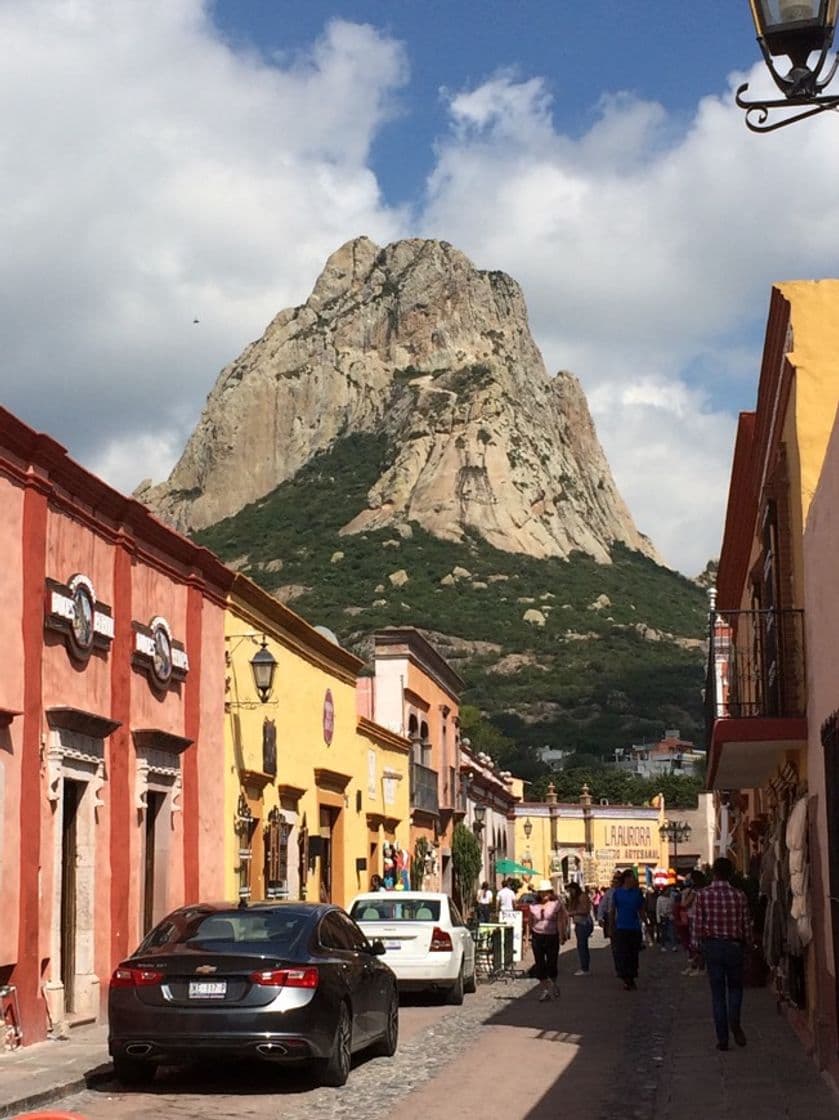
top-left (143, 792), bottom-right (164, 936)
top-left (319, 806), bottom-right (335, 903)
top-left (60, 780), bottom-right (81, 1013)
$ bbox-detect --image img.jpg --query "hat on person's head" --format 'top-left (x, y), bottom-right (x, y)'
top-left (536, 879), bottom-right (553, 893)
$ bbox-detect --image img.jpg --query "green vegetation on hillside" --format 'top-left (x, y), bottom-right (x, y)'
top-left (195, 434), bottom-right (708, 767)
top-left (528, 768), bottom-right (703, 810)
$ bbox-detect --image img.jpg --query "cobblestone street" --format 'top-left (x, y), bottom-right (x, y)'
top-left (43, 937), bottom-right (839, 1120)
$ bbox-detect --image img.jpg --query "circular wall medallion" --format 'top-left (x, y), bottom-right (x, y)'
top-left (69, 578), bottom-right (95, 657)
top-left (323, 689), bottom-right (335, 746)
top-left (150, 619), bottom-right (173, 687)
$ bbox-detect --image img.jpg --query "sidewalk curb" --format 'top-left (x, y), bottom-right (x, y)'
top-left (0, 1063), bottom-right (112, 1119)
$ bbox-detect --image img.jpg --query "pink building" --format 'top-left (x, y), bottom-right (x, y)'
top-left (0, 408), bottom-right (231, 1045)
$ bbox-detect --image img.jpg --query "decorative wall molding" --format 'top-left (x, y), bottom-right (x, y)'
top-left (44, 729), bottom-right (106, 807)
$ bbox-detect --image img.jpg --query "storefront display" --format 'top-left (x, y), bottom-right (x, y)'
top-left (757, 765), bottom-right (810, 1009)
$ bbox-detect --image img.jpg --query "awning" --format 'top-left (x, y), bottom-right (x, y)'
top-left (707, 717), bottom-right (807, 790)
top-left (495, 858), bottom-right (540, 877)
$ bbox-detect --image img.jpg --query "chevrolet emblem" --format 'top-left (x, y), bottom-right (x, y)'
top-left (195, 964), bottom-right (217, 975)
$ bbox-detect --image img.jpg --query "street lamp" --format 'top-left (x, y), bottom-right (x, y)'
top-left (738, 0), bottom-right (839, 131)
top-left (250, 639), bottom-right (278, 703)
top-left (659, 820), bottom-right (692, 875)
top-left (473, 802), bottom-right (487, 830)
top-left (523, 817), bottom-right (533, 840)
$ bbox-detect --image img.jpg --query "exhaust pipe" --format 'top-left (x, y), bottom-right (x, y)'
top-left (125, 1043), bottom-right (153, 1056)
top-left (256, 1042), bottom-right (288, 1057)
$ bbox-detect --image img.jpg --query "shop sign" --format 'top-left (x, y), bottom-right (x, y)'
top-left (133, 616), bottom-right (188, 690)
top-left (599, 823), bottom-right (659, 864)
top-left (323, 689), bottom-right (335, 745)
top-left (45, 573), bottom-right (114, 662)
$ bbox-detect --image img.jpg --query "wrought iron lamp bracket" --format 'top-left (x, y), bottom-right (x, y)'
top-left (737, 80), bottom-right (839, 131)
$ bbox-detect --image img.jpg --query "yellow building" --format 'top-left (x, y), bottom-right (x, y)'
top-left (707, 280), bottom-right (839, 1079)
top-left (514, 784), bottom-right (667, 888)
top-left (224, 575), bottom-right (410, 908)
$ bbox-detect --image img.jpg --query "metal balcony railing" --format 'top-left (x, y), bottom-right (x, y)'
top-left (410, 762), bottom-right (439, 815)
top-left (705, 608), bottom-right (805, 744)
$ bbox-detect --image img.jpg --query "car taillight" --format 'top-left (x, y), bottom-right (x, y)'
top-left (429, 927), bottom-right (453, 952)
top-left (249, 967), bottom-right (319, 989)
top-left (110, 966), bottom-right (164, 989)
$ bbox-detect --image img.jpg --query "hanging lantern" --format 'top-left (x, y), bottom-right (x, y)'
top-left (738, 0), bottom-right (839, 130)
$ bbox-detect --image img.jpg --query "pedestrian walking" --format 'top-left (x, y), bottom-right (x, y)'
top-left (477, 881), bottom-right (493, 924)
top-left (643, 887), bottom-right (659, 946)
top-left (597, 871), bottom-right (621, 932)
top-left (497, 878), bottom-right (516, 922)
top-left (566, 882), bottom-right (594, 975)
top-left (693, 857), bottom-right (752, 1051)
top-left (681, 870), bottom-right (707, 975)
top-left (597, 870), bottom-right (623, 974)
top-left (673, 888), bottom-right (691, 954)
top-left (610, 869), bottom-right (644, 990)
top-left (529, 880), bottom-right (569, 1001)
top-left (656, 887), bottom-right (678, 951)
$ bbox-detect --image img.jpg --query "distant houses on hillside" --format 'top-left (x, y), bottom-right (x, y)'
top-left (613, 730), bottom-right (706, 778)
top-left (536, 731), bottom-right (706, 779)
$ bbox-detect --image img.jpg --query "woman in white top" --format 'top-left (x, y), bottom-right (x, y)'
top-left (477, 882), bottom-right (493, 924)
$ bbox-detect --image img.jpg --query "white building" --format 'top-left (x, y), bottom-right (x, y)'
top-left (614, 730), bottom-right (706, 778)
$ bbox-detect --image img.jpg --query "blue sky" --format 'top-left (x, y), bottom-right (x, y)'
top-left (215, 2), bottom-right (756, 207)
top-left (3, 1), bottom-right (839, 573)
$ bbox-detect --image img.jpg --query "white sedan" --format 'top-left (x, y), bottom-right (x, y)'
top-left (348, 891), bottom-right (477, 1004)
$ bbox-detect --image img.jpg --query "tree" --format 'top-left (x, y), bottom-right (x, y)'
top-left (411, 837), bottom-right (430, 890)
top-left (451, 822), bottom-right (482, 916)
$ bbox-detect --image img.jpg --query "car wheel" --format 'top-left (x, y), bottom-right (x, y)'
top-left (464, 962), bottom-right (477, 994)
top-left (112, 1055), bottom-right (156, 1087)
top-left (370, 987), bottom-right (399, 1058)
top-left (317, 1001), bottom-right (353, 1087)
top-left (445, 963), bottom-right (465, 1005)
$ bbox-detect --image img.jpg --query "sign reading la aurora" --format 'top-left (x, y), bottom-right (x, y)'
top-left (133, 616), bottom-right (189, 690)
top-left (45, 573), bottom-right (114, 661)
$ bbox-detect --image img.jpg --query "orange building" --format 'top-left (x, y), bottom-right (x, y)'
top-left (361, 629), bottom-right (464, 893)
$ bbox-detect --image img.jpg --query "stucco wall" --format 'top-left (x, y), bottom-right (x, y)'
top-left (0, 473), bottom-right (24, 967)
top-left (224, 595), bottom-right (406, 910)
top-left (803, 402), bottom-right (839, 1003)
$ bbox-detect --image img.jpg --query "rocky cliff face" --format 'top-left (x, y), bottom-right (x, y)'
top-left (138, 237), bottom-right (657, 564)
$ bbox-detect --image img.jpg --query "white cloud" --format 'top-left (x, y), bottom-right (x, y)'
top-left (0, 1), bottom-right (407, 478)
top-left (6, 5), bottom-right (839, 576)
top-left (421, 67), bottom-right (839, 573)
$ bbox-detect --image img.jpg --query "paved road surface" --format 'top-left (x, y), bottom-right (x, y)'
top-left (49, 937), bottom-right (839, 1120)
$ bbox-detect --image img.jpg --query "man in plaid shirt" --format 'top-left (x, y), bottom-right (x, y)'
top-left (694, 857), bottom-right (753, 1050)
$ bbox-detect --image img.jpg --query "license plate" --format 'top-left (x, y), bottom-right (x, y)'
top-left (385, 941), bottom-right (401, 950)
top-left (188, 981), bottom-right (227, 999)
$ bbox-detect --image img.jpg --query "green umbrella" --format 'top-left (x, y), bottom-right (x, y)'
top-left (495, 858), bottom-right (540, 877)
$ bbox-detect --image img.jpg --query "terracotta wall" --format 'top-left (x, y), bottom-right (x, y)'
top-left (0, 472), bottom-right (25, 971)
top-left (0, 406), bottom-right (231, 1045)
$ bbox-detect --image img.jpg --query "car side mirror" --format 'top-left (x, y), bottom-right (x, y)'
top-left (368, 939), bottom-right (386, 956)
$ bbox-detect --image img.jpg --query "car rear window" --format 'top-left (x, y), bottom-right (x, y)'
top-left (139, 909), bottom-right (309, 953)
top-left (350, 899), bottom-right (442, 922)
